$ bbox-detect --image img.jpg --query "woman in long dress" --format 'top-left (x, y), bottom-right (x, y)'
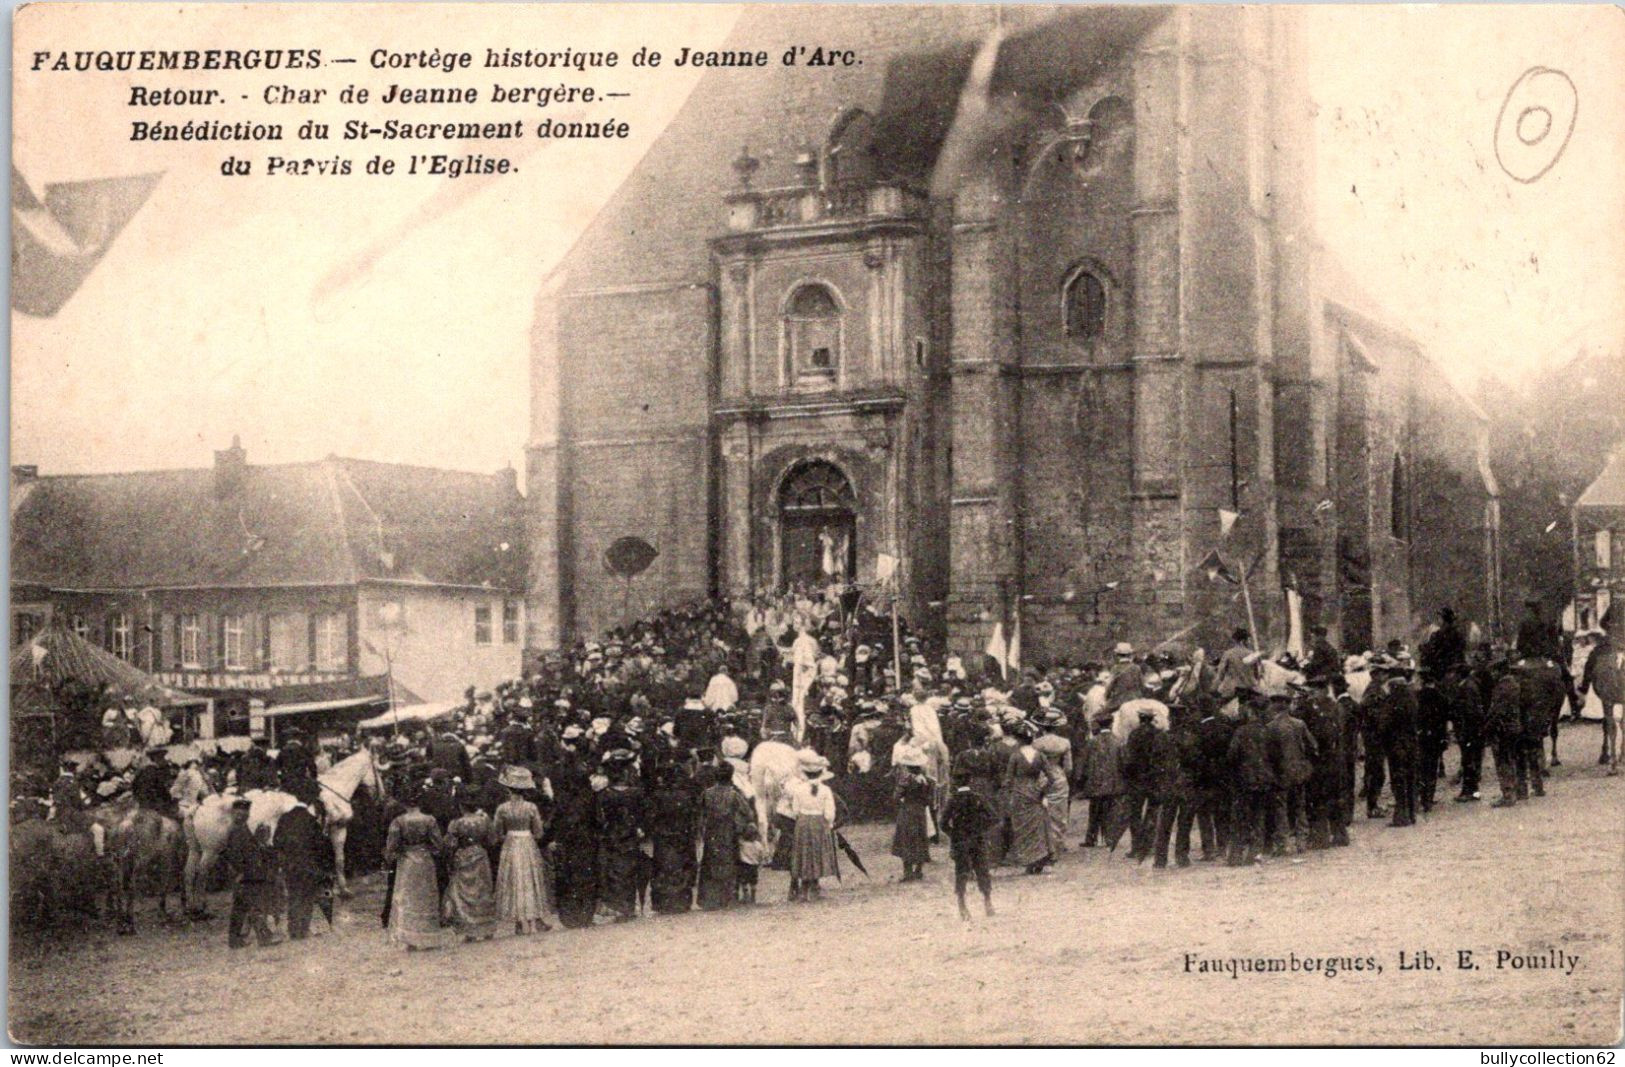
top-left (697, 763), bottom-right (756, 910)
top-left (383, 789), bottom-right (448, 950)
top-left (546, 746), bottom-right (600, 929)
top-left (890, 749), bottom-right (933, 881)
top-left (647, 764), bottom-right (697, 914)
top-left (1032, 711), bottom-right (1075, 853)
top-left (594, 750), bottom-right (648, 922)
top-left (785, 749), bottom-right (839, 901)
top-left (442, 799), bottom-right (497, 941)
top-left (490, 765), bottom-right (551, 934)
top-left (1003, 721), bottom-right (1058, 874)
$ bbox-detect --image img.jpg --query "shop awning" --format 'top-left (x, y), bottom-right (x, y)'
top-left (262, 694), bottom-right (389, 718)
top-left (357, 701), bottom-right (461, 730)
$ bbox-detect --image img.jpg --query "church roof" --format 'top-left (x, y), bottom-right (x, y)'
top-left (1578, 449), bottom-right (1625, 510)
top-left (10, 456), bottom-right (525, 592)
top-left (556, 5), bottom-right (1168, 293)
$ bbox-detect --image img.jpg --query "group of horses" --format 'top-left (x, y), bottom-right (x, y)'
top-left (11, 748), bottom-right (386, 934)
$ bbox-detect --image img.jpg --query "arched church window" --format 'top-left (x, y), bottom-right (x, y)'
top-left (786, 283), bottom-right (842, 383)
top-left (1390, 452), bottom-right (1409, 540)
top-left (1062, 268), bottom-right (1107, 345)
top-left (826, 108), bottom-right (878, 186)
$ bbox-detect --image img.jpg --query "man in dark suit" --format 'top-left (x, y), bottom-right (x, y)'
top-left (1303, 624), bottom-right (1343, 694)
top-left (1119, 708), bottom-right (1161, 861)
top-left (276, 734), bottom-right (319, 788)
top-left (1264, 691), bottom-right (1318, 854)
top-left (1224, 697), bottom-right (1273, 866)
top-left (1298, 685), bottom-right (1348, 848)
top-left (1374, 659), bottom-right (1420, 827)
top-left (427, 730), bottom-right (472, 782)
top-left (274, 779), bottom-right (333, 940)
top-left (222, 799), bottom-right (277, 949)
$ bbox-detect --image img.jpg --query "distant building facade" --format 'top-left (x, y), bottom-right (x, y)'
top-left (529, 5), bottom-right (1497, 660)
top-left (1574, 449), bottom-right (1625, 632)
top-left (10, 441), bottom-right (526, 734)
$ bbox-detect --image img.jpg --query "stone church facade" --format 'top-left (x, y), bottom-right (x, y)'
top-left (528, 5), bottom-right (1498, 662)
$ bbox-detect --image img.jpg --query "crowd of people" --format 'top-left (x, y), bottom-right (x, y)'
top-left (32, 586), bottom-right (1620, 948)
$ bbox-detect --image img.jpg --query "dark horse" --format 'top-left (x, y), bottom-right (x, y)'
top-left (1517, 658), bottom-right (1569, 771)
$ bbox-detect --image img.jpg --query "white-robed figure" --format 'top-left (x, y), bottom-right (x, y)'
top-left (789, 623), bottom-right (820, 742)
top-left (702, 667), bottom-right (739, 712)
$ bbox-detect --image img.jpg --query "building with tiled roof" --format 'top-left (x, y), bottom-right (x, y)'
top-left (10, 440), bottom-right (526, 735)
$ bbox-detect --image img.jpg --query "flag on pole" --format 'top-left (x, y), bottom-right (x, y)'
top-left (1218, 508), bottom-right (1241, 539)
top-left (12, 168), bottom-right (162, 317)
top-left (1008, 613), bottom-right (1022, 673)
top-left (985, 621), bottom-right (1008, 680)
top-left (875, 553), bottom-right (898, 585)
top-left (1199, 549), bottom-right (1240, 585)
top-left (1285, 588), bottom-right (1305, 661)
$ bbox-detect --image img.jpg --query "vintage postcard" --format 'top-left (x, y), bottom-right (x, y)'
top-left (9, 1), bottom-right (1624, 1048)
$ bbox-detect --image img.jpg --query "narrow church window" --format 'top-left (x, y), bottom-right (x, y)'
top-left (1390, 452), bottom-right (1409, 540)
top-left (786, 283), bottom-right (841, 383)
top-left (1063, 268), bottom-right (1107, 344)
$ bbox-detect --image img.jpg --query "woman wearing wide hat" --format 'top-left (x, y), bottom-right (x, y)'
top-left (490, 764), bottom-right (552, 934)
top-left (890, 745), bottom-right (933, 882)
top-left (783, 749), bottom-right (839, 901)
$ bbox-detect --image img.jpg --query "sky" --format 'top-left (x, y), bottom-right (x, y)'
top-left (11, 4), bottom-right (1624, 478)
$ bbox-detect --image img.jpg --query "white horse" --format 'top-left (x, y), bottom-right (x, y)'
top-left (186, 747), bottom-right (387, 912)
top-left (747, 741), bottom-right (801, 856)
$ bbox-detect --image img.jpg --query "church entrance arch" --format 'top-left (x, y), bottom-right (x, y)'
top-left (778, 460), bottom-right (857, 589)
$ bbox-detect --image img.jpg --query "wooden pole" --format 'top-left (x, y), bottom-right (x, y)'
top-left (891, 588), bottom-right (903, 695)
top-left (1239, 558), bottom-right (1261, 653)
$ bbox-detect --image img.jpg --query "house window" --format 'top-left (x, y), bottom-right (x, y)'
top-left (268, 613), bottom-right (308, 672)
top-left (1063, 268), bottom-right (1107, 344)
top-left (180, 613), bottom-right (202, 668)
top-left (1599, 529), bottom-right (1614, 570)
top-left (475, 604), bottom-right (493, 646)
top-left (314, 612), bottom-right (347, 672)
top-left (1390, 453), bottom-right (1409, 540)
top-left (502, 599), bottom-right (520, 644)
top-left (786, 283), bottom-right (841, 383)
top-left (69, 614), bottom-right (88, 640)
top-left (13, 613), bottom-right (38, 646)
top-left (223, 614), bottom-right (247, 669)
top-left (109, 612), bottom-right (132, 661)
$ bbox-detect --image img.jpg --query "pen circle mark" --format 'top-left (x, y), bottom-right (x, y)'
top-left (1495, 66), bottom-right (1577, 184)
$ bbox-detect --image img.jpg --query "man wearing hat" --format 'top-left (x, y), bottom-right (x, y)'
top-left (1515, 596), bottom-right (1561, 662)
top-left (1214, 629), bottom-right (1261, 702)
top-left (1104, 644), bottom-right (1144, 717)
top-left (277, 733), bottom-right (319, 788)
top-left (761, 682), bottom-right (797, 743)
top-left (1263, 690), bottom-right (1318, 854)
top-left (222, 797), bottom-right (277, 949)
top-left (1303, 624), bottom-right (1343, 694)
top-left (1117, 705), bottom-right (1161, 860)
top-left (427, 729), bottom-right (472, 783)
top-left (1370, 656), bottom-right (1420, 827)
top-left (1223, 698), bottom-right (1274, 865)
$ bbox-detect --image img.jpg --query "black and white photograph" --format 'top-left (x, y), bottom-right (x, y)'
top-left (8, 1), bottom-right (1625, 1048)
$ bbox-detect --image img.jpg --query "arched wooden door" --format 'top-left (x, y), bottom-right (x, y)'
top-left (779, 460), bottom-right (856, 589)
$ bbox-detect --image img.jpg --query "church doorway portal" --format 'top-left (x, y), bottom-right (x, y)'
top-left (779, 460), bottom-right (857, 589)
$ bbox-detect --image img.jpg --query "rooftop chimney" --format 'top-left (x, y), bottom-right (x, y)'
top-left (11, 464), bottom-right (38, 482)
top-left (214, 435), bottom-right (247, 497)
top-left (494, 463), bottom-right (518, 496)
